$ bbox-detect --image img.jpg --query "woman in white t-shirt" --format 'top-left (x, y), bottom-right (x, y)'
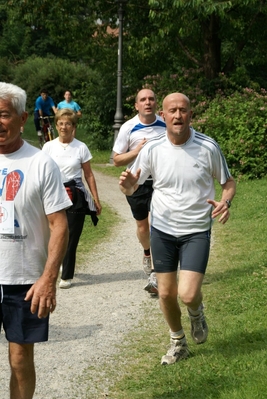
top-left (43, 108), bottom-right (102, 288)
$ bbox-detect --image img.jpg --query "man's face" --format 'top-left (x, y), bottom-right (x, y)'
top-left (64, 91), bottom-right (72, 102)
top-left (161, 94), bottom-right (192, 144)
top-left (0, 99), bottom-right (28, 152)
top-left (41, 92), bottom-right (48, 100)
top-left (135, 89), bottom-right (157, 119)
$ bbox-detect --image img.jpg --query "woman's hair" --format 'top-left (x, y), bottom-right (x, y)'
top-left (0, 82), bottom-right (27, 115)
top-left (55, 108), bottom-right (78, 126)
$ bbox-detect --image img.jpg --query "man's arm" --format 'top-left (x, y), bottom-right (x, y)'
top-left (207, 176), bottom-right (236, 224)
top-left (52, 106), bottom-right (57, 114)
top-left (119, 168), bottom-right (141, 196)
top-left (113, 138), bottom-right (147, 167)
top-left (24, 210), bottom-right (69, 318)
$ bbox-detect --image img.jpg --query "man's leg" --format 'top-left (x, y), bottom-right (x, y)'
top-left (178, 270), bottom-right (208, 344)
top-left (178, 270), bottom-right (204, 310)
top-left (9, 342), bottom-right (35, 399)
top-left (157, 271), bottom-right (182, 331)
top-left (136, 217), bottom-right (150, 251)
top-left (157, 271), bottom-right (190, 365)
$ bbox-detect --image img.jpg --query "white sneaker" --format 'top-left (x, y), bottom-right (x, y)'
top-left (59, 279), bottom-right (72, 289)
top-left (161, 337), bottom-right (190, 365)
top-left (143, 255), bottom-right (152, 275)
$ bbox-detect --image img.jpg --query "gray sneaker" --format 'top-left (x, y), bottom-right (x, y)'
top-left (188, 304), bottom-right (208, 344)
top-left (143, 255), bottom-right (152, 275)
top-left (161, 337), bottom-right (190, 365)
top-left (144, 271), bottom-right (158, 296)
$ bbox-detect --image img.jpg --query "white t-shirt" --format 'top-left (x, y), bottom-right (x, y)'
top-left (131, 128), bottom-right (232, 237)
top-left (42, 138), bottom-right (92, 183)
top-left (113, 114), bottom-right (166, 168)
top-left (0, 141), bottom-right (72, 284)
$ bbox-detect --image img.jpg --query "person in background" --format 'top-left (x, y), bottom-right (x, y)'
top-left (57, 90), bottom-right (82, 136)
top-left (42, 108), bottom-right (102, 289)
top-left (33, 88), bottom-right (57, 144)
top-left (113, 89), bottom-right (166, 296)
top-left (0, 82), bottom-right (71, 398)
top-left (119, 92), bottom-right (236, 365)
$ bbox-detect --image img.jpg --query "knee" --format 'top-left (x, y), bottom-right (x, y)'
top-left (137, 222), bottom-right (149, 235)
top-left (178, 289), bottom-right (201, 308)
top-left (159, 286), bottom-right (178, 303)
top-left (9, 344), bottom-right (34, 374)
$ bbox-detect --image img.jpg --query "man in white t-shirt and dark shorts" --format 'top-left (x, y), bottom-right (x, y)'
top-left (119, 92), bottom-right (236, 365)
top-left (0, 82), bottom-right (72, 398)
top-left (113, 89), bottom-right (166, 295)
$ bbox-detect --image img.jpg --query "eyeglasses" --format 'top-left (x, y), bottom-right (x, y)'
top-left (57, 122), bottom-right (73, 127)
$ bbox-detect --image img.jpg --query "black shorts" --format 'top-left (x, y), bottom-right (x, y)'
top-left (0, 284), bottom-right (49, 344)
top-left (151, 226), bottom-right (211, 274)
top-left (126, 183), bottom-right (153, 221)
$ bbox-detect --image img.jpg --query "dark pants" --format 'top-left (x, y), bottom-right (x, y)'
top-left (61, 211), bottom-right (86, 280)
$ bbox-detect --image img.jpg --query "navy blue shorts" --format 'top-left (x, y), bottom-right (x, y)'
top-left (126, 184), bottom-right (153, 221)
top-left (0, 285), bottom-right (49, 344)
top-left (151, 226), bottom-right (211, 274)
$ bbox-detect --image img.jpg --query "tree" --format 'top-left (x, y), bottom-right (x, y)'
top-left (146, 0), bottom-right (267, 81)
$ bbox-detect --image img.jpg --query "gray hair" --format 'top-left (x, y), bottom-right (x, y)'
top-left (0, 82), bottom-right (27, 115)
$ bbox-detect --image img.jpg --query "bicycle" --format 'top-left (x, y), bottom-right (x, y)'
top-left (39, 116), bottom-right (56, 148)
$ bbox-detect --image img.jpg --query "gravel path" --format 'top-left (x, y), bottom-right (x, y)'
top-left (0, 169), bottom-right (157, 399)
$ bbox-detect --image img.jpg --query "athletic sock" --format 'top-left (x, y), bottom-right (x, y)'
top-left (144, 249), bottom-right (150, 257)
top-left (170, 329), bottom-right (186, 341)
top-left (188, 305), bottom-right (202, 317)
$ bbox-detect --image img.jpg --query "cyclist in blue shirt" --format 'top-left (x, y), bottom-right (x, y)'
top-left (34, 89), bottom-right (57, 138)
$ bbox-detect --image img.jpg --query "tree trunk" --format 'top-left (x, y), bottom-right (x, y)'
top-left (201, 13), bottom-right (221, 79)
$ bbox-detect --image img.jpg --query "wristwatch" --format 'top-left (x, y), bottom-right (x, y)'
top-left (225, 199), bottom-right (231, 208)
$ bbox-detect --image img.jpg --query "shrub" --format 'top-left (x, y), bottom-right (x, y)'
top-left (193, 88), bottom-right (267, 180)
top-left (12, 56), bottom-right (98, 112)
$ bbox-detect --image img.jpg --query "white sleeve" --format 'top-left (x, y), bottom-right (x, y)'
top-left (113, 123), bottom-right (130, 154)
top-left (130, 145), bottom-right (151, 184)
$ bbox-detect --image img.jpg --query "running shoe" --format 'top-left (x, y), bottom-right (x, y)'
top-left (144, 271), bottom-right (158, 296)
top-left (188, 304), bottom-right (208, 344)
top-left (59, 279), bottom-right (72, 289)
top-left (161, 337), bottom-right (190, 365)
top-left (143, 255), bottom-right (152, 275)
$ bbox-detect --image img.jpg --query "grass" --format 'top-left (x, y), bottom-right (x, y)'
top-left (22, 124), bottom-right (267, 398)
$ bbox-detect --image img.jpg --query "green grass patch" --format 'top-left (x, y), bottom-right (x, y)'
top-left (75, 201), bottom-right (120, 267)
top-left (81, 177), bottom-right (267, 399)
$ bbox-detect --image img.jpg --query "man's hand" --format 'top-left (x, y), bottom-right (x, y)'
top-left (24, 276), bottom-right (57, 319)
top-left (207, 199), bottom-right (230, 224)
top-left (119, 168), bottom-right (141, 196)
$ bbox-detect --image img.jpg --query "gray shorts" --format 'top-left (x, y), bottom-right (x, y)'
top-left (151, 226), bottom-right (211, 274)
top-left (0, 284), bottom-right (49, 344)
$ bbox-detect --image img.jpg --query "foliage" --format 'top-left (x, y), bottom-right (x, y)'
top-left (11, 56), bottom-right (99, 110)
top-left (147, 0), bottom-right (267, 81)
top-left (193, 88), bottom-right (267, 180)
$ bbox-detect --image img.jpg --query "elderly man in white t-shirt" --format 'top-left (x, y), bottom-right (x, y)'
top-left (0, 82), bottom-right (71, 398)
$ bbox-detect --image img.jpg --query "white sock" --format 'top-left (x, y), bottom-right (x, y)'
top-left (170, 329), bottom-right (186, 341)
top-left (188, 304), bottom-right (203, 317)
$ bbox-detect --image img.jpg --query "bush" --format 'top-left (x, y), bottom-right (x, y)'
top-left (12, 56), bottom-right (98, 112)
top-left (193, 88), bottom-right (267, 180)
top-left (11, 56), bottom-right (115, 150)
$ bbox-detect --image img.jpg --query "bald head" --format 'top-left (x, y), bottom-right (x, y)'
top-left (160, 92), bottom-right (192, 145)
top-left (162, 93), bottom-right (190, 111)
